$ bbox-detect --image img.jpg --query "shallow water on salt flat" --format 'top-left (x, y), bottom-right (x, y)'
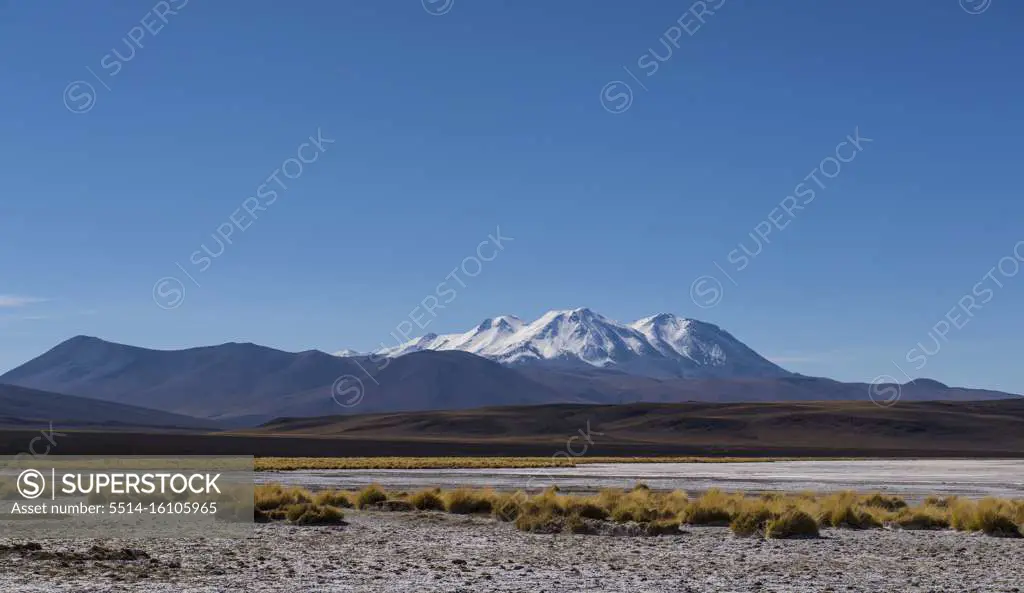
top-left (260, 459), bottom-right (1024, 500)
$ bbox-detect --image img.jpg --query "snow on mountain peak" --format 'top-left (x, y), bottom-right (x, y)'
top-left (630, 315), bottom-right (729, 367)
top-left (365, 308), bottom-right (791, 379)
top-left (476, 315), bottom-right (523, 333)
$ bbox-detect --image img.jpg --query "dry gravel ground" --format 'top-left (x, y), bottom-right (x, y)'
top-left (0, 510), bottom-right (1021, 593)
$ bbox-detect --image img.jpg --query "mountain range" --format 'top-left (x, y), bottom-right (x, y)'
top-left (0, 337), bottom-right (558, 423)
top-left (1, 308), bottom-right (1019, 425)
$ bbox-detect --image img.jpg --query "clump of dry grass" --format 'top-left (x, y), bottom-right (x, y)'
top-left (313, 490), bottom-right (353, 508)
top-left (443, 488), bottom-right (495, 514)
top-left (561, 495), bottom-right (610, 521)
top-left (765, 509), bottom-right (819, 539)
top-left (656, 490), bottom-right (690, 517)
top-left (609, 489), bottom-right (660, 523)
top-left (409, 488), bottom-right (446, 511)
top-left (255, 484), bottom-right (312, 511)
top-left (730, 506), bottom-right (775, 537)
top-left (354, 484), bottom-right (388, 509)
top-left (284, 503), bottom-right (346, 526)
top-left (491, 491), bottom-right (528, 522)
top-left (814, 492), bottom-right (881, 529)
top-left (860, 492), bottom-right (908, 512)
top-left (731, 498), bottom-right (822, 539)
top-left (1011, 500), bottom-right (1024, 525)
top-left (514, 506), bottom-right (562, 533)
top-left (594, 488), bottom-right (625, 510)
top-left (513, 489), bottom-right (561, 519)
top-left (950, 498), bottom-right (1022, 537)
top-left (509, 487), bottom-right (673, 534)
top-left (680, 489), bottom-right (742, 526)
top-left (253, 485), bottom-right (347, 525)
top-left (892, 506), bottom-right (951, 530)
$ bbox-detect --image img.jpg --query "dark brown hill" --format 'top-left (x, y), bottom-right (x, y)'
top-left (253, 399), bottom-right (1024, 454)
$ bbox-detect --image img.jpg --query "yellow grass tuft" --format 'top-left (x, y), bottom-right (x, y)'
top-left (680, 489), bottom-right (742, 526)
top-left (609, 489), bottom-right (661, 523)
top-left (730, 506), bottom-right (775, 537)
top-left (443, 488), bottom-right (495, 515)
top-left (255, 484), bottom-right (312, 511)
top-left (950, 498), bottom-right (1022, 537)
top-left (860, 492), bottom-right (908, 512)
top-left (313, 489), bottom-right (354, 508)
top-left (561, 495), bottom-right (610, 520)
top-left (354, 484), bottom-right (388, 509)
top-left (815, 491), bottom-right (881, 529)
top-left (893, 506), bottom-right (951, 530)
top-left (491, 491), bottom-right (528, 522)
top-left (409, 488), bottom-right (446, 511)
top-left (284, 503), bottom-right (346, 526)
top-left (765, 509), bottom-right (819, 539)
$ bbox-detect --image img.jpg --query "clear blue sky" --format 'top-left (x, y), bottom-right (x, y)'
top-left (2, 0), bottom-right (1023, 393)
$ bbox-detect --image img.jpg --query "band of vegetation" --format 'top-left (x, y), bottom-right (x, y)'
top-left (254, 483), bottom-right (1024, 539)
top-left (254, 456), bottom-right (830, 471)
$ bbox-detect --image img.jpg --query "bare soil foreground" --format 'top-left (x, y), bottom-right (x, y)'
top-left (0, 510), bottom-right (1021, 592)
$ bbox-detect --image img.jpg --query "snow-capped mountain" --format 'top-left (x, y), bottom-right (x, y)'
top-left (354, 308), bottom-right (791, 379)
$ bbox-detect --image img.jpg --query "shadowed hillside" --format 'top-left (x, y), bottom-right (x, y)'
top-left (0, 383), bottom-right (220, 430)
top-left (251, 399), bottom-right (1024, 455)
top-left (0, 400), bottom-right (1020, 458)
